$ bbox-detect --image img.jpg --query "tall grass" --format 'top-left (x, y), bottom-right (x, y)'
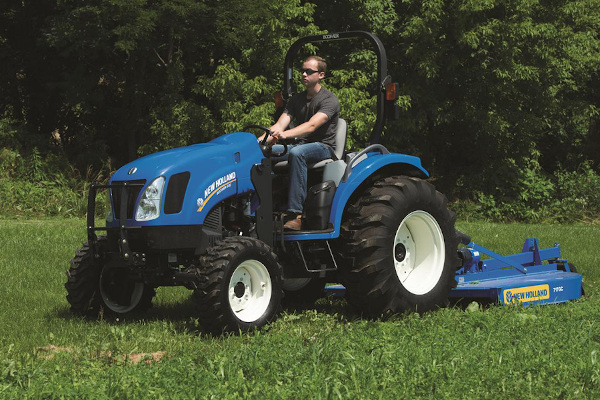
top-left (0, 219), bottom-right (598, 398)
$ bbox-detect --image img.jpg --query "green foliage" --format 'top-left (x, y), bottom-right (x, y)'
top-left (0, 118), bottom-right (108, 217)
top-left (194, 59), bottom-right (276, 133)
top-left (554, 162), bottom-right (600, 222)
top-left (1, 0), bottom-right (600, 221)
top-left (191, 0), bottom-right (321, 136)
top-left (383, 0), bottom-right (600, 200)
top-left (325, 50), bottom-right (380, 148)
top-left (455, 160), bottom-right (600, 223)
top-left (138, 100), bottom-right (214, 155)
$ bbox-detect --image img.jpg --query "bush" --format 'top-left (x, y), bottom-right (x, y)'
top-left (454, 162), bottom-right (600, 224)
top-left (553, 163), bottom-right (600, 222)
top-left (0, 165), bottom-right (109, 218)
top-left (0, 119), bottom-right (109, 218)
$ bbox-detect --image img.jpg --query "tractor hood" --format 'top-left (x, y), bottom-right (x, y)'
top-left (112, 131), bottom-right (262, 181)
top-left (109, 131), bottom-right (264, 226)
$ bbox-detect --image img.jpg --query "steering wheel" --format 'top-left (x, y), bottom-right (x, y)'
top-left (243, 125), bottom-right (288, 157)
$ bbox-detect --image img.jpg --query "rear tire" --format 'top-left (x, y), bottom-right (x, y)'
top-left (339, 176), bottom-right (459, 317)
top-left (65, 237), bottom-right (155, 316)
top-left (194, 237), bottom-right (283, 334)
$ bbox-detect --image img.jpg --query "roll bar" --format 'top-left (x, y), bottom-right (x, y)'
top-left (283, 31), bottom-right (392, 145)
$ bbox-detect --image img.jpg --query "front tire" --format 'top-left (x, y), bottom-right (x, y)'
top-left (194, 237), bottom-right (283, 334)
top-left (65, 238), bottom-right (155, 316)
top-left (339, 176), bottom-right (459, 318)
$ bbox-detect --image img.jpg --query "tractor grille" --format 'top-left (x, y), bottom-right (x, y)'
top-left (204, 207), bottom-right (222, 231)
top-left (111, 180), bottom-right (146, 219)
top-left (203, 206), bottom-right (222, 248)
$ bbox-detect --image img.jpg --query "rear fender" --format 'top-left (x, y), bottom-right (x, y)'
top-left (328, 153), bottom-right (429, 237)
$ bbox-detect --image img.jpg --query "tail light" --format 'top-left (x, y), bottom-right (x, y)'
top-left (385, 82), bottom-right (399, 101)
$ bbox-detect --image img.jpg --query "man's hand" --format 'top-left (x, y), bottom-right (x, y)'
top-left (271, 129), bottom-right (286, 141)
top-left (268, 126), bottom-right (286, 143)
top-left (257, 112), bottom-right (291, 143)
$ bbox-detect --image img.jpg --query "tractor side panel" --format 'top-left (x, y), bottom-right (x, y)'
top-left (178, 136), bottom-right (263, 225)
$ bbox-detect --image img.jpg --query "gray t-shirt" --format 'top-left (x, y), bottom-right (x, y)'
top-left (283, 88), bottom-right (340, 149)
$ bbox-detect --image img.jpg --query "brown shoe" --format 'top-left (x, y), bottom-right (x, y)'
top-left (283, 215), bottom-right (302, 231)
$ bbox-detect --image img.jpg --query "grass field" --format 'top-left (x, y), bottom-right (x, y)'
top-left (0, 218), bottom-right (598, 399)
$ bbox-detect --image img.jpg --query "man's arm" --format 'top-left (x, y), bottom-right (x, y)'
top-left (269, 113), bottom-right (292, 139)
top-left (274, 112), bottom-right (329, 140)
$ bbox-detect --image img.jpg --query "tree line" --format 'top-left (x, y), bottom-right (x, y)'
top-left (1, 0), bottom-right (599, 220)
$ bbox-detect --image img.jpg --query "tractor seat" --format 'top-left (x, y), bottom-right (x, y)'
top-left (273, 118), bottom-right (347, 172)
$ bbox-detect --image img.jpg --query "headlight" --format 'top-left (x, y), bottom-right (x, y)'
top-left (135, 177), bottom-right (165, 221)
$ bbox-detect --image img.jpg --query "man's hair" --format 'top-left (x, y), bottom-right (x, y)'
top-left (305, 55), bottom-right (327, 75)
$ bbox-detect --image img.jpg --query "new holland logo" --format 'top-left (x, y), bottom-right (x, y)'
top-left (503, 284), bottom-right (550, 304)
top-left (196, 172), bottom-right (237, 212)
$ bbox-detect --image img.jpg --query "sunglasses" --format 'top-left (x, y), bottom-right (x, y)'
top-left (301, 68), bottom-right (321, 75)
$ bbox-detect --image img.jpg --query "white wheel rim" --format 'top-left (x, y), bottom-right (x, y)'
top-left (99, 268), bottom-right (145, 313)
top-left (228, 260), bottom-right (272, 323)
top-left (393, 210), bottom-right (445, 295)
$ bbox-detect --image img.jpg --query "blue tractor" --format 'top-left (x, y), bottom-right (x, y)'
top-left (66, 32), bottom-right (582, 333)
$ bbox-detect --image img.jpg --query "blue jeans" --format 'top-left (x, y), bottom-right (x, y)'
top-left (271, 142), bottom-right (332, 214)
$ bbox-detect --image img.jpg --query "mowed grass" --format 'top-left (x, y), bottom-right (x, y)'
top-left (0, 218), bottom-right (599, 399)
